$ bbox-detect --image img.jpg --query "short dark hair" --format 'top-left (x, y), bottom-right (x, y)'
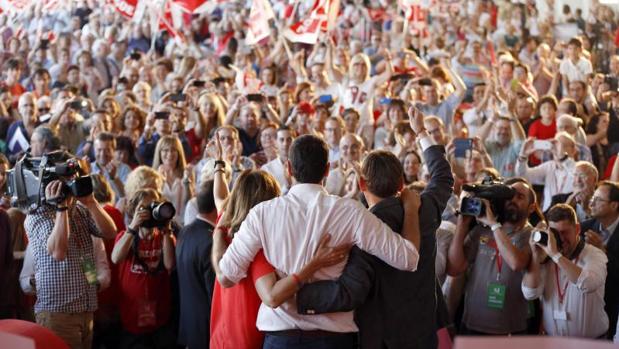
top-left (5, 58), bottom-right (22, 71)
top-left (599, 181), bottom-right (619, 209)
top-left (546, 204), bottom-right (577, 225)
top-left (505, 177), bottom-right (536, 205)
top-left (538, 95), bottom-right (558, 111)
top-left (568, 37), bottom-right (583, 49)
top-left (197, 180), bottom-right (216, 214)
top-left (362, 150), bottom-right (404, 198)
top-left (96, 132), bottom-right (116, 146)
top-left (289, 135), bottom-right (328, 184)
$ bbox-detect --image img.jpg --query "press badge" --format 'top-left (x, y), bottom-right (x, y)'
top-left (137, 299), bottom-right (157, 327)
top-left (553, 310), bottom-right (568, 321)
top-left (81, 258), bottom-right (98, 285)
top-left (487, 282), bottom-right (506, 310)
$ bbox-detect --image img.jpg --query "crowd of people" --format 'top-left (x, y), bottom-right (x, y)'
top-left (1, 0), bottom-right (619, 348)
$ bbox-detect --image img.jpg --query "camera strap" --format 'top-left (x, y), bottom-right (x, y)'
top-left (553, 239), bottom-right (585, 304)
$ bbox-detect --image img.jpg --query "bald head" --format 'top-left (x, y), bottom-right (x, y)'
top-left (18, 93), bottom-right (38, 127)
top-left (340, 133), bottom-right (364, 163)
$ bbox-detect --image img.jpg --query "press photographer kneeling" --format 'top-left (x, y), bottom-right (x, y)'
top-left (111, 189), bottom-right (177, 348)
top-left (14, 151), bottom-right (117, 348)
top-left (446, 177), bottom-right (537, 335)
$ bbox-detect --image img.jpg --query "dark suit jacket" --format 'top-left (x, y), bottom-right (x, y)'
top-left (296, 145), bottom-right (454, 349)
top-left (176, 218), bottom-right (216, 349)
top-left (580, 218), bottom-right (619, 339)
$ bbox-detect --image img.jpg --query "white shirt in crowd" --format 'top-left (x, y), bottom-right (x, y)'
top-left (261, 157), bottom-right (290, 193)
top-left (219, 182), bottom-right (421, 332)
top-left (515, 158), bottom-right (575, 211)
top-left (559, 57), bottom-right (593, 83)
top-left (521, 244), bottom-right (608, 338)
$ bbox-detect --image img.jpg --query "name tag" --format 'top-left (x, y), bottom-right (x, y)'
top-left (553, 310), bottom-right (568, 321)
top-left (487, 282), bottom-right (506, 310)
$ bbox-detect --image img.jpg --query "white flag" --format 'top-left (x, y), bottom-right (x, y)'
top-left (283, 0), bottom-right (330, 44)
top-left (246, 0), bottom-right (274, 45)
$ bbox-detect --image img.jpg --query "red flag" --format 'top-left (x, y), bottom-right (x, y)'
top-left (112, 0), bottom-right (139, 19)
top-left (283, 0), bottom-right (329, 44)
top-left (172, 0), bottom-right (207, 13)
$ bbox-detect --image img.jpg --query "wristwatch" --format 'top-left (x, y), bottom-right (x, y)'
top-left (551, 253), bottom-right (562, 264)
top-left (490, 222), bottom-right (502, 232)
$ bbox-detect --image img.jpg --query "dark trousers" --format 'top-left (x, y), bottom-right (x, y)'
top-left (263, 332), bottom-right (357, 349)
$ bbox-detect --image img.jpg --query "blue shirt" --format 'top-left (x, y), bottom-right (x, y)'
top-left (90, 161), bottom-right (132, 201)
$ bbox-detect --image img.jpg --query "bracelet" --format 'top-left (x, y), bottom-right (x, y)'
top-left (55, 206), bottom-right (69, 212)
top-left (127, 227), bottom-right (139, 237)
top-left (214, 160), bottom-right (226, 169)
top-left (291, 273), bottom-right (302, 285)
top-left (490, 222), bottom-right (502, 232)
top-left (214, 169), bottom-right (225, 174)
top-left (551, 253), bottom-right (562, 264)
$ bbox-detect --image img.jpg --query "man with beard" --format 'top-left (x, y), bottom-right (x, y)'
top-left (447, 177), bottom-right (536, 335)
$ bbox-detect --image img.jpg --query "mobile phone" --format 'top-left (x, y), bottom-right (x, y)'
top-left (533, 140), bottom-right (553, 151)
top-left (69, 100), bottom-right (83, 110)
top-left (170, 93), bottom-right (186, 103)
top-left (318, 95), bottom-right (333, 104)
top-left (130, 51), bottom-right (141, 60)
top-left (453, 138), bottom-right (473, 158)
top-left (246, 94), bottom-right (264, 103)
top-left (379, 97), bottom-right (391, 105)
top-left (40, 39), bottom-right (49, 49)
top-left (154, 111), bottom-right (170, 119)
top-left (192, 80), bottom-right (206, 88)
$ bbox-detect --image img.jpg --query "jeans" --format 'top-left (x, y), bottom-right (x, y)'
top-left (263, 332), bottom-right (357, 349)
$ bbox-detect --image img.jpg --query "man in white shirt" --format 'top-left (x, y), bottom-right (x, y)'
top-left (217, 129), bottom-right (432, 348)
top-left (559, 37), bottom-right (592, 94)
top-left (324, 117), bottom-right (344, 164)
top-left (522, 204), bottom-right (608, 338)
top-left (515, 132), bottom-right (577, 211)
top-left (325, 133), bottom-right (364, 197)
top-left (262, 126), bottom-right (294, 193)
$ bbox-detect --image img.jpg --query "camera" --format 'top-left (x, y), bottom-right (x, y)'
top-left (459, 177), bottom-right (515, 221)
top-left (532, 228), bottom-right (562, 250)
top-left (141, 201), bottom-right (176, 228)
top-left (5, 151), bottom-right (93, 210)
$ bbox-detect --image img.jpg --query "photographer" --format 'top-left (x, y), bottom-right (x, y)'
top-left (111, 189), bottom-right (176, 349)
top-left (446, 177), bottom-right (536, 335)
top-left (522, 204), bottom-right (608, 338)
top-left (23, 151), bottom-right (117, 349)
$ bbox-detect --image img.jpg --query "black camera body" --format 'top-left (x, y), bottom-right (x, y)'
top-left (459, 177), bottom-right (515, 221)
top-left (142, 201), bottom-right (176, 228)
top-left (5, 151), bottom-right (93, 210)
top-left (532, 229), bottom-right (563, 250)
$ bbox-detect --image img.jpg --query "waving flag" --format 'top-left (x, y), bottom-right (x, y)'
top-left (246, 0), bottom-right (275, 45)
top-left (283, 0), bottom-right (330, 44)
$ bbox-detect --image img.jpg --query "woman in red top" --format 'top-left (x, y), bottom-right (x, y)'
top-left (528, 95), bottom-right (558, 164)
top-left (111, 189), bottom-right (177, 349)
top-left (209, 169), bottom-right (348, 349)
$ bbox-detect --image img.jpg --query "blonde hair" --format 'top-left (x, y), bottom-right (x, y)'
top-left (126, 188), bottom-right (162, 218)
top-left (348, 53), bottom-right (371, 82)
top-left (124, 166), bottom-right (164, 201)
top-left (198, 93), bottom-right (225, 131)
top-left (220, 170), bottom-right (281, 233)
top-left (152, 135), bottom-right (186, 178)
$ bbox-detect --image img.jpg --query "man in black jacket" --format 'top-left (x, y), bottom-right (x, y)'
top-left (580, 180), bottom-right (619, 339)
top-left (296, 109), bottom-right (454, 349)
top-left (176, 181), bottom-right (218, 349)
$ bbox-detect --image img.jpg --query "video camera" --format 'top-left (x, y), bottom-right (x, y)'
top-left (5, 151), bottom-right (93, 210)
top-left (460, 177), bottom-right (515, 222)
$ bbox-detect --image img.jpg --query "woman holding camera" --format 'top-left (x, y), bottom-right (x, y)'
top-left (111, 188), bottom-right (176, 349)
top-left (152, 135), bottom-right (193, 226)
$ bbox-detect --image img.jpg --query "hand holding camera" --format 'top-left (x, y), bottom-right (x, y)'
top-left (129, 208), bottom-right (152, 232)
top-left (45, 180), bottom-right (75, 209)
top-left (531, 228), bottom-right (560, 259)
top-left (476, 198), bottom-right (498, 227)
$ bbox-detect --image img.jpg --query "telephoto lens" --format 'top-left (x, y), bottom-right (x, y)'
top-left (152, 202), bottom-right (175, 222)
top-left (532, 231), bottom-right (549, 245)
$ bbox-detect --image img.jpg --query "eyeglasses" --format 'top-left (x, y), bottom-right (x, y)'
top-left (590, 196), bottom-right (610, 204)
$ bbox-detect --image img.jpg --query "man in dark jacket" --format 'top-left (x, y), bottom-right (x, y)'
top-left (296, 109), bottom-right (454, 348)
top-left (176, 181), bottom-right (217, 348)
top-left (580, 180), bottom-right (619, 339)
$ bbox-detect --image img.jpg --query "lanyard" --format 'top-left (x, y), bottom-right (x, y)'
top-left (554, 256), bottom-right (579, 304)
top-left (487, 239), bottom-right (503, 277)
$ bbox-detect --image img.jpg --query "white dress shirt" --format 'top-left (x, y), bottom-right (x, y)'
top-left (521, 244), bottom-right (608, 338)
top-left (219, 183), bottom-right (419, 332)
top-left (261, 157), bottom-right (290, 193)
top-left (515, 158), bottom-right (575, 211)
